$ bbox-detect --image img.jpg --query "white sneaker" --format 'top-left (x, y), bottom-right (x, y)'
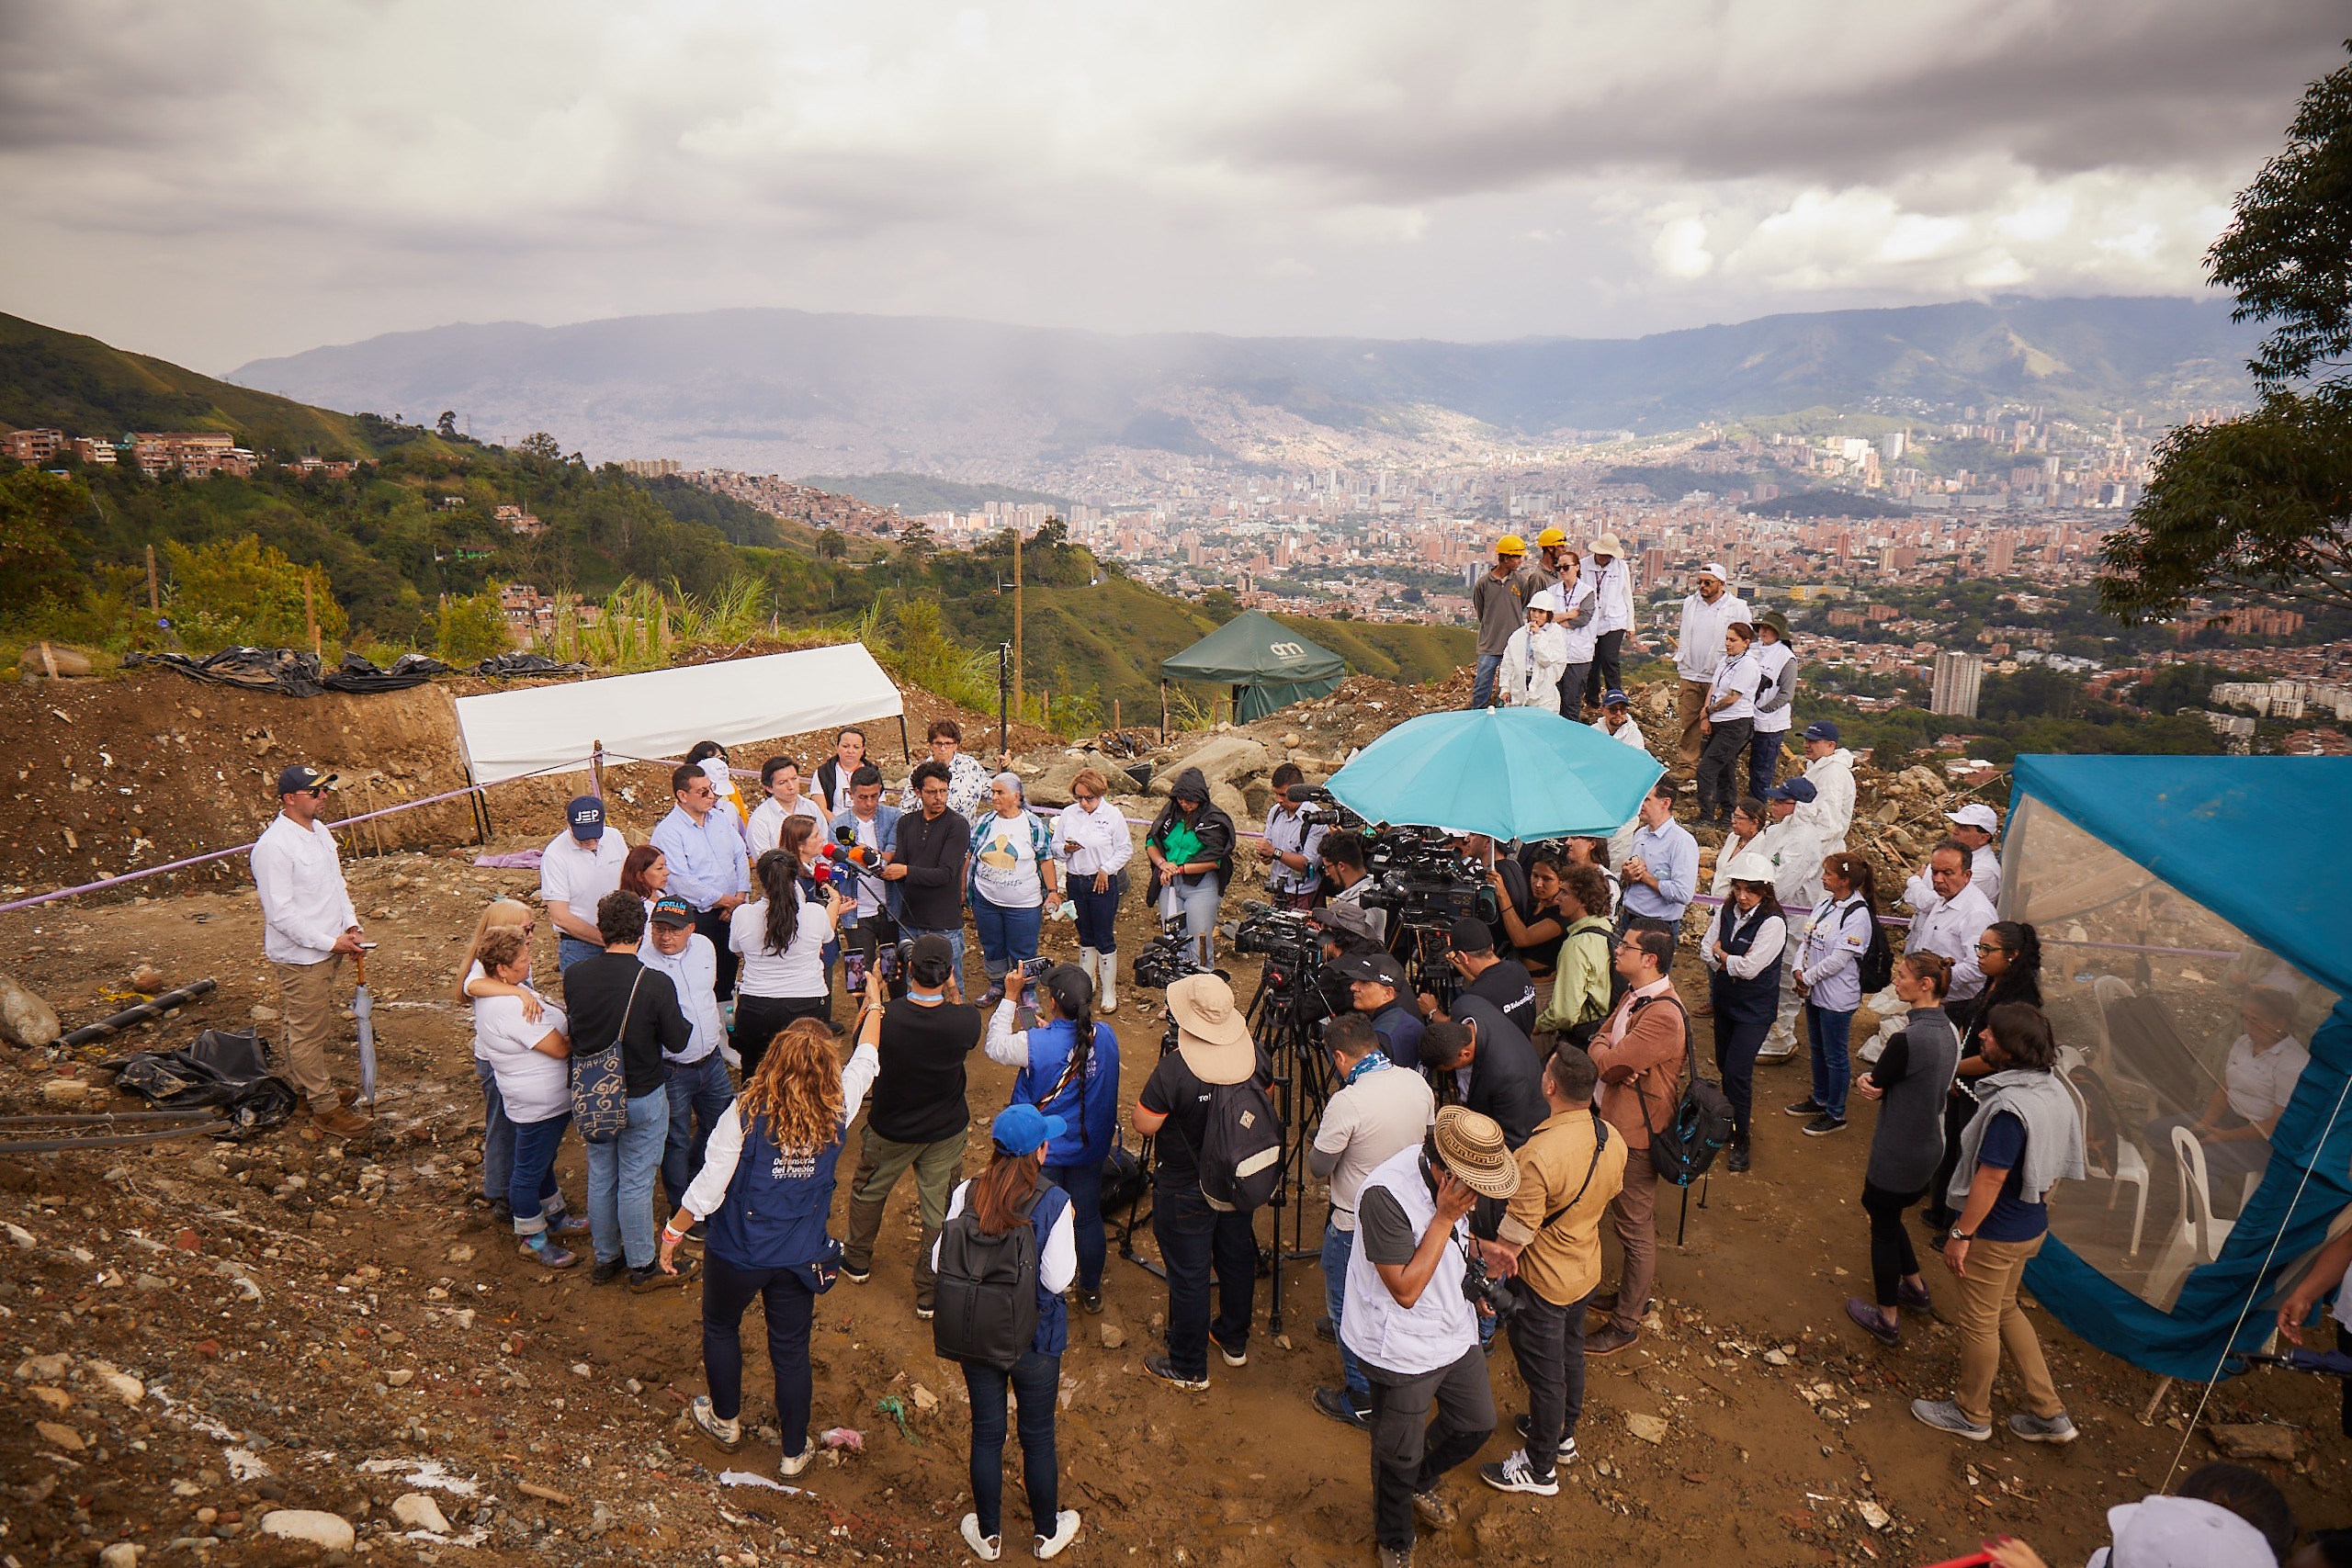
top-left (959, 1513), bottom-right (1001, 1561)
top-left (688, 1394), bottom-right (741, 1451)
top-left (1477, 1449), bottom-right (1559, 1496)
top-left (778, 1443), bottom-right (815, 1478)
top-left (1035, 1509), bottom-right (1081, 1561)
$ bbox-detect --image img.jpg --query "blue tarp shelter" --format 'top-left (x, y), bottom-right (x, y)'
top-left (2005, 755), bottom-right (2352, 1380)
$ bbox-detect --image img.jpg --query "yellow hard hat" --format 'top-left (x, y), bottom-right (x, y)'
top-left (1535, 527), bottom-right (1568, 549)
top-left (1495, 535), bottom-right (1527, 556)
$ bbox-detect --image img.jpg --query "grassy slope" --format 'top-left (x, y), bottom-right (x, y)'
top-left (0, 312), bottom-right (383, 458)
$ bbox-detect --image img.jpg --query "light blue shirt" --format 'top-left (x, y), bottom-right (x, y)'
top-left (649, 803), bottom-right (750, 912)
top-left (1622, 817), bottom-right (1697, 922)
top-left (636, 930), bottom-right (724, 1064)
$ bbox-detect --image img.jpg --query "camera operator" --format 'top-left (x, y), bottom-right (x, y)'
top-left (1133, 974), bottom-right (1273, 1391)
top-left (1342, 1106), bottom-right (1519, 1568)
top-left (1320, 834), bottom-right (1387, 944)
top-left (1477, 1043), bottom-right (1626, 1495)
top-left (1313, 900), bottom-right (1385, 962)
top-left (1586, 928), bottom-right (1689, 1357)
top-left (1421, 917), bottom-right (1537, 1037)
top-left (1418, 1000), bottom-right (1547, 1151)
top-left (1531, 864), bottom-right (1616, 1048)
top-left (1308, 1013), bottom-right (1438, 1430)
top-left (1254, 765), bottom-right (1329, 911)
top-left (1334, 951), bottom-right (1425, 1071)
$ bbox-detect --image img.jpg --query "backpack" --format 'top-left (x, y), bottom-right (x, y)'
top-left (1856, 906), bottom-right (1894, 994)
top-left (1192, 1079), bottom-right (1283, 1213)
top-left (1627, 995), bottom-right (1735, 1188)
top-left (933, 1183), bottom-right (1071, 1371)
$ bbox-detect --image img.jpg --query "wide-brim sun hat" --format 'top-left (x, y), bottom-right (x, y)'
top-left (1167, 973), bottom-right (1255, 1085)
top-left (1589, 533), bottom-right (1624, 558)
top-left (1432, 1106), bottom-right (1521, 1200)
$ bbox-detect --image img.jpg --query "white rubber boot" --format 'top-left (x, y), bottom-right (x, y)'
top-left (1095, 947), bottom-right (1118, 1014)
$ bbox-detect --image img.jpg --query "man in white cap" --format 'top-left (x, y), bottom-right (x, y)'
top-left (1133, 974), bottom-right (1272, 1391)
top-left (1671, 564), bottom-right (1751, 770)
top-left (1944, 802), bottom-right (2003, 905)
top-left (1343, 1105), bottom-right (1517, 1568)
top-left (2085, 1494), bottom-right (2279, 1568)
top-left (1582, 534), bottom-right (1634, 710)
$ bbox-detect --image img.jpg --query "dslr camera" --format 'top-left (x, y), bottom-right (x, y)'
top-left (1461, 1245), bottom-right (1523, 1325)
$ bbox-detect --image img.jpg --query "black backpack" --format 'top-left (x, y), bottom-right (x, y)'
top-left (1856, 905), bottom-right (1894, 994)
top-left (933, 1184), bottom-right (1070, 1371)
top-left (1627, 996), bottom-right (1735, 1188)
top-left (1193, 1079), bottom-right (1283, 1213)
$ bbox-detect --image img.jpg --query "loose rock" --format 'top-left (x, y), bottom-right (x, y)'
top-left (1625, 1412), bottom-right (1668, 1444)
top-left (259, 1509), bottom-right (357, 1551)
top-left (2208, 1423), bottom-right (2297, 1461)
top-left (0, 970), bottom-right (62, 1047)
top-left (390, 1492), bottom-right (452, 1533)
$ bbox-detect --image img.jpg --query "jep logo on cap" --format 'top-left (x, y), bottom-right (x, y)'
top-left (567, 795), bottom-right (606, 839)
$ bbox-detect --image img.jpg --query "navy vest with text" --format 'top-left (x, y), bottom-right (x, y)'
top-left (707, 1112), bottom-right (845, 1270)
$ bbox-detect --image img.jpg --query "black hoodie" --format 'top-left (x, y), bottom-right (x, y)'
top-left (1148, 767), bottom-right (1237, 891)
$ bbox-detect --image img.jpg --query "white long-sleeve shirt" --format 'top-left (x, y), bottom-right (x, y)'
top-left (1748, 817), bottom-right (1826, 911)
top-left (251, 812), bottom-right (358, 965)
top-left (1798, 748), bottom-right (1856, 849)
top-left (1793, 894), bottom-right (1872, 1011)
top-left (636, 931), bottom-right (724, 1064)
top-left (1553, 574), bottom-right (1599, 662)
top-left (1052, 798), bottom-right (1133, 878)
top-left (678, 1042), bottom-right (880, 1220)
top-left (929, 1179), bottom-right (1078, 1293)
top-left (1499, 623), bottom-right (1569, 707)
top-left (1903, 874), bottom-right (1997, 1002)
top-left (1674, 592), bottom-right (1753, 682)
top-left (746, 795), bottom-right (828, 859)
top-left (1702, 909), bottom-right (1787, 980)
top-left (1589, 558), bottom-right (1634, 636)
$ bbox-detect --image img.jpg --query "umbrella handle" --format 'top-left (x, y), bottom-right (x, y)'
top-left (353, 952), bottom-right (368, 987)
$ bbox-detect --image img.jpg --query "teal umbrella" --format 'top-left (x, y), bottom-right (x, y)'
top-left (1326, 707), bottom-right (1662, 841)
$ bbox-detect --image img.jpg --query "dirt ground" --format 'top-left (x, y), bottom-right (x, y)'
top-left (2, 671), bottom-right (2346, 1568)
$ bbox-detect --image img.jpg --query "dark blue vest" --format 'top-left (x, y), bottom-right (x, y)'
top-left (1709, 901), bottom-right (1785, 1027)
top-left (707, 1112), bottom-right (845, 1270)
top-left (1026, 1184), bottom-right (1072, 1358)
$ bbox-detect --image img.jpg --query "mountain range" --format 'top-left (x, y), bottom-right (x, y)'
top-left (229, 296), bottom-right (2258, 481)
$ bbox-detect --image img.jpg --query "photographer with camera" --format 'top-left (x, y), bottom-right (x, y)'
top-left (1254, 764), bottom-right (1329, 911)
top-left (1531, 864), bottom-right (1616, 1048)
top-left (1134, 974), bottom-right (1274, 1391)
top-left (840, 935), bottom-right (983, 1318)
top-left (1308, 1012), bottom-right (1438, 1430)
top-left (1422, 917), bottom-right (1537, 1037)
top-left (988, 961), bottom-right (1122, 1314)
top-left (1334, 950), bottom-right (1425, 1071)
top-left (1586, 928), bottom-right (1689, 1357)
top-left (1477, 1042), bottom-right (1626, 1495)
top-left (1418, 1000), bottom-right (1547, 1151)
top-left (1342, 1106), bottom-right (1518, 1568)
top-left (883, 760), bottom-right (972, 989)
top-left (1147, 767), bottom-right (1237, 969)
top-left (1320, 833), bottom-right (1386, 944)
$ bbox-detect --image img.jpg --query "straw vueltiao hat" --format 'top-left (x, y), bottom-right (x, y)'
top-left (1167, 973), bottom-right (1256, 1085)
top-left (1431, 1105), bottom-right (1521, 1200)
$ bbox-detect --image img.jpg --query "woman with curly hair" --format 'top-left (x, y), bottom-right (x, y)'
top-left (455, 899), bottom-right (537, 1220)
top-left (661, 968), bottom-right (886, 1479)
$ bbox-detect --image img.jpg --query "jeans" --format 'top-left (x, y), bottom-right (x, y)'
top-left (662, 1054), bottom-right (737, 1214)
top-left (1158, 876), bottom-right (1223, 967)
top-left (896, 925), bottom-right (967, 993)
top-left (693, 905), bottom-right (738, 1002)
top-left (1471, 652), bottom-right (1504, 710)
top-left (1322, 1221), bottom-right (1368, 1406)
top-left (474, 1058), bottom-right (515, 1204)
top-left (962, 1349), bottom-right (1061, 1540)
top-left (702, 1252), bottom-right (816, 1459)
top-left (1861, 1179), bottom-right (1928, 1308)
top-left (586, 1089), bottom-right (667, 1269)
top-left (1363, 1345), bottom-right (1496, 1551)
top-left (557, 934), bottom-right (603, 973)
top-left (507, 1112), bottom-right (570, 1236)
top-left (1152, 1178), bottom-right (1257, 1381)
top-left (1556, 660), bottom-right (1591, 717)
top-left (732, 992), bottom-right (829, 1078)
top-left (1747, 728), bottom-right (1787, 799)
top-left (1507, 1285), bottom-right (1591, 1474)
top-left (1589, 630), bottom-right (1625, 705)
top-left (1070, 879), bottom-right (1121, 953)
top-left (1697, 716), bottom-right (1754, 823)
top-left (1804, 1002), bottom-right (1856, 1122)
top-left (842, 1125), bottom-right (970, 1308)
top-left (971, 894), bottom-right (1045, 983)
top-left (1043, 1159), bottom-right (1106, 1295)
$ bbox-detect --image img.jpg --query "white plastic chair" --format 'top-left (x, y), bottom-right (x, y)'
top-left (2144, 1126), bottom-right (2237, 1307)
top-left (2057, 1046), bottom-right (2149, 1257)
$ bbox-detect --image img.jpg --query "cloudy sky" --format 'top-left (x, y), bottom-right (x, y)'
top-left (2, 0), bottom-right (2342, 372)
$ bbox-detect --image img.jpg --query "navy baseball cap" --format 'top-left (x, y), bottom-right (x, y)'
top-left (648, 895), bottom-right (695, 928)
top-left (276, 763), bottom-right (337, 795)
top-left (1803, 719), bottom-right (1841, 742)
top-left (567, 795), bottom-right (606, 839)
top-left (1767, 778), bottom-right (1818, 803)
top-left (1601, 689), bottom-right (1630, 708)
top-left (991, 1102), bottom-right (1068, 1156)
top-left (1334, 950), bottom-right (1409, 991)
top-left (1448, 916), bottom-right (1495, 954)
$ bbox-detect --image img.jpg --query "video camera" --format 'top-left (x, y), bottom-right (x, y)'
top-left (1132, 926), bottom-right (1212, 991)
top-left (1359, 828), bottom-right (1498, 933)
top-left (1233, 904), bottom-right (1350, 1024)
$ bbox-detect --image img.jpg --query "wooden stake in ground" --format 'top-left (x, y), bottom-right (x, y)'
top-left (304, 574), bottom-right (320, 656)
top-left (1013, 523), bottom-right (1024, 719)
top-left (146, 544), bottom-right (159, 613)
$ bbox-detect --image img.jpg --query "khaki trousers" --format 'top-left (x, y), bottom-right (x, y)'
top-left (273, 953), bottom-right (346, 1111)
top-left (1952, 1233), bottom-right (2064, 1426)
top-left (1607, 1146), bottom-right (1658, 1334)
top-left (842, 1124), bottom-right (971, 1308)
top-left (1676, 680), bottom-right (1711, 767)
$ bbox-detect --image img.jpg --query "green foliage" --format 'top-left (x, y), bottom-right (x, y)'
top-left (0, 466), bottom-right (92, 616)
top-left (164, 535), bottom-right (348, 655)
top-left (432, 590), bottom-right (511, 665)
top-left (1977, 666), bottom-right (2080, 722)
top-left (2208, 42), bottom-right (2352, 394)
top-left (796, 473), bottom-right (1071, 515)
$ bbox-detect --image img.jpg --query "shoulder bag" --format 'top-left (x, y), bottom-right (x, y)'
top-left (570, 970), bottom-right (642, 1145)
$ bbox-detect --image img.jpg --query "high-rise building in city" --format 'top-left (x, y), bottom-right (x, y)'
top-left (1987, 535), bottom-right (2014, 575)
top-left (1930, 650), bottom-right (1984, 717)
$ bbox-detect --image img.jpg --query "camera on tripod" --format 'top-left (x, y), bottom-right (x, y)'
top-left (1132, 926), bottom-right (1212, 991)
top-left (1360, 829), bottom-right (1499, 932)
top-left (1234, 904), bottom-right (1350, 1023)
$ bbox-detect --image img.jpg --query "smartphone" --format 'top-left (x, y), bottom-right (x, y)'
top-left (1019, 955), bottom-right (1053, 979)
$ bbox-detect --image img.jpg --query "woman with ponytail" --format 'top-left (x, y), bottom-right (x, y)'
top-left (1787, 851), bottom-right (1879, 1137)
top-left (730, 847), bottom-right (839, 1075)
top-left (1925, 921), bottom-right (2044, 1233)
top-left (987, 963), bottom-right (1122, 1314)
top-left (662, 969), bottom-right (885, 1479)
top-left (933, 1103), bottom-right (1083, 1562)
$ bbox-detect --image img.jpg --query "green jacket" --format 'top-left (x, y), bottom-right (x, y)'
top-left (1536, 916), bottom-right (1615, 1037)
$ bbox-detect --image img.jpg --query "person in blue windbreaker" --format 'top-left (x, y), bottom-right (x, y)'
top-left (984, 964), bottom-right (1122, 1315)
top-left (661, 969), bottom-right (886, 1477)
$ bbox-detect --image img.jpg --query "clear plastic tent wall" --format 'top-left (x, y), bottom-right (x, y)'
top-left (2003, 756), bottom-right (2352, 1380)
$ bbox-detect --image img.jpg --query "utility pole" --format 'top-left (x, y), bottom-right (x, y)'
top-left (145, 545), bottom-right (159, 614)
top-left (304, 572), bottom-right (320, 656)
top-left (997, 641), bottom-right (1012, 759)
top-left (1012, 523), bottom-right (1024, 721)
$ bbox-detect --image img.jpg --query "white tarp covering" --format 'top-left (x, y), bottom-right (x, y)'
top-left (452, 643), bottom-right (904, 785)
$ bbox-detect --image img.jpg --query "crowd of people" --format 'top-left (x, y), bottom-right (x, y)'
top-left (236, 626), bottom-right (2347, 1567)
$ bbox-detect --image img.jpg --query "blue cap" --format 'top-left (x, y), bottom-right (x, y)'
top-left (649, 895), bottom-right (695, 928)
top-left (990, 1102), bottom-right (1067, 1156)
top-left (1767, 777), bottom-right (1818, 803)
top-left (567, 795), bottom-right (606, 838)
top-left (1601, 688), bottom-right (1630, 707)
top-left (1803, 719), bottom-right (1840, 742)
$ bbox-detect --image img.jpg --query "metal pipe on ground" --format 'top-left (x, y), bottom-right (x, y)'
top-left (59, 980), bottom-right (220, 1047)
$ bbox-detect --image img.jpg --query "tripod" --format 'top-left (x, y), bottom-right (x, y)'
top-left (1245, 950), bottom-right (1336, 1338)
top-left (1114, 1012), bottom-right (1181, 1281)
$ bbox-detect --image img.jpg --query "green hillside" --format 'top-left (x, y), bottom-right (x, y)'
top-left (0, 311), bottom-right (390, 458)
top-left (797, 472), bottom-right (1072, 515)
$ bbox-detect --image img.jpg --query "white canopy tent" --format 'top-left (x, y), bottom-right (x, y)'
top-left (451, 642), bottom-right (905, 785)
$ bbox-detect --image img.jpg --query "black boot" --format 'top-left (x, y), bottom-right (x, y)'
top-left (1726, 1131), bottom-right (1751, 1173)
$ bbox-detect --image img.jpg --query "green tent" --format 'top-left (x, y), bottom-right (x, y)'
top-left (1160, 610), bottom-right (1348, 722)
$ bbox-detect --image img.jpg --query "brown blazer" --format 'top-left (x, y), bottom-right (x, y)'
top-left (1588, 983), bottom-right (1688, 1149)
